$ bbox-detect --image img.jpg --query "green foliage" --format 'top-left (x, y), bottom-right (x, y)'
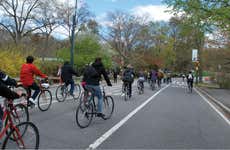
top-left (57, 33), bottom-right (112, 70)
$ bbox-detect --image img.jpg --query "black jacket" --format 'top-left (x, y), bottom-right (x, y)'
top-left (0, 70), bottom-right (19, 99)
top-left (61, 64), bottom-right (78, 82)
top-left (83, 62), bottom-right (111, 86)
top-left (0, 70), bottom-right (17, 87)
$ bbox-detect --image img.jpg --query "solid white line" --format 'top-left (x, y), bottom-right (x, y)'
top-left (194, 88), bottom-right (230, 126)
top-left (87, 85), bottom-right (170, 150)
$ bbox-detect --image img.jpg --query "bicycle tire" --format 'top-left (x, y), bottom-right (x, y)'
top-left (124, 85), bottom-right (129, 101)
top-left (55, 85), bottom-right (67, 102)
top-left (102, 96), bottom-right (114, 120)
top-left (5, 103), bottom-right (29, 140)
top-left (76, 100), bottom-right (93, 128)
top-left (38, 90), bottom-right (52, 111)
top-left (2, 122), bottom-right (40, 149)
top-left (73, 83), bottom-right (81, 100)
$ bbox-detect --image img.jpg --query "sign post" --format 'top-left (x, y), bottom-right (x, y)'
top-left (192, 49), bottom-right (199, 84)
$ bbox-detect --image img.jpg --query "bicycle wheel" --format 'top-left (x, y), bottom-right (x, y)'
top-left (73, 83), bottom-right (81, 100)
top-left (55, 85), bottom-right (67, 102)
top-left (124, 86), bottom-right (129, 101)
top-left (76, 100), bottom-right (93, 128)
top-left (5, 103), bottom-right (29, 140)
top-left (2, 122), bottom-right (39, 149)
top-left (38, 90), bottom-right (52, 111)
top-left (102, 96), bottom-right (114, 120)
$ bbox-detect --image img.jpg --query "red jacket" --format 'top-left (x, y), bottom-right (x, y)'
top-left (20, 63), bottom-right (47, 87)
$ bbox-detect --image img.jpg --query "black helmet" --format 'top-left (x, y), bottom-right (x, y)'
top-left (26, 56), bottom-right (34, 63)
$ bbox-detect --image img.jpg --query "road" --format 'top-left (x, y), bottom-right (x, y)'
top-left (16, 79), bottom-right (230, 149)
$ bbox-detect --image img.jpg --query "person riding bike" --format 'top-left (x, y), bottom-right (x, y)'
top-left (60, 61), bottom-right (78, 97)
top-left (20, 56), bottom-right (48, 105)
top-left (83, 57), bottom-right (112, 118)
top-left (122, 64), bottom-right (135, 98)
top-left (0, 70), bottom-right (22, 131)
top-left (186, 71), bottom-right (194, 89)
top-left (150, 69), bottom-right (157, 88)
top-left (137, 70), bottom-right (145, 90)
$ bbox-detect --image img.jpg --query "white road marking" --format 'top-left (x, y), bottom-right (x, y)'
top-left (86, 84), bottom-right (170, 150)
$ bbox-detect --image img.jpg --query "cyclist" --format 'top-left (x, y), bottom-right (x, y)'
top-left (83, 57), bottom-right (112, 118)
top-left (60, 61), bottom-right (78, 97)
top-left (150, 69), bottom-right (157, 89)
top-left (186, 71), bottom-right (194, 89)
top-left (0, 70), bottom-right (21, 131)
top-left (137, 70), bottom-right (145, 91)
top-left (122, 64), bottom-right (135, 98)
top-left (157, 69), bottom-right (164, 88)
top-left (20, 56), bottom-right (48, 105)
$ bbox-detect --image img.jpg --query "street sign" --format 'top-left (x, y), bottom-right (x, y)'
top-left (192, 49), bottom-right (198, 62)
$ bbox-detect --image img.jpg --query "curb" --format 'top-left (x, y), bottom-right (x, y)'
top-left (196, 87), bottom-right (230, 115)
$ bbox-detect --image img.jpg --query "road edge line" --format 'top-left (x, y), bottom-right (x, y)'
top-left (86, 84), bottom-right (170, 150)
top-left (194, 88), bottom-right (230, 126)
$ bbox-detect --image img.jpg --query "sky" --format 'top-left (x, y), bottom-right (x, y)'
top-left (55, 0), bottom-right (173, 39)
top-left (86, 0), bottom-right (172, 22)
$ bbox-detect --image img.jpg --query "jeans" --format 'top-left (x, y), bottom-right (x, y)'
top-left (86, 85), bottom-right (103, 113)
top-left (65, 79), bottom-right (75, 95)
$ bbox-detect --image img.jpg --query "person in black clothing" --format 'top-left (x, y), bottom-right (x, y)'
top-left (0, 70), bottom-right (21, 131)
top-left (83, 58), bottom-right (112, 117)
top-left (122, 65), bottom-right (135, 98)
top-left (61, 61), bottom-right (78, 96)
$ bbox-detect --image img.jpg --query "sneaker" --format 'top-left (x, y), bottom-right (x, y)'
top-left (96, 113), bottom-right (105, 118)
top-left (70, 93), bottom-right (75, 97)
top-left (28, 98), bottom-right (36, 105)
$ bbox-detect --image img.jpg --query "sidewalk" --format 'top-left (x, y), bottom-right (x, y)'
top-left (199, 87), bottom-right (230, 109)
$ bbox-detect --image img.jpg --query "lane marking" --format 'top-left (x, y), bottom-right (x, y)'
top-left (87, 85), bottom-right (170, 150)
top-left (195, 88), bottom-right (230, 126)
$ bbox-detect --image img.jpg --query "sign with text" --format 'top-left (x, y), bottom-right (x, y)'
top-left (192, 49), bottom-right (198, 62)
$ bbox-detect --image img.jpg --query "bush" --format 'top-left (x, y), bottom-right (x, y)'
top-left (0, 50), bottom-right (25, 77)
top-left (216, 72), bottom-right (230, 89)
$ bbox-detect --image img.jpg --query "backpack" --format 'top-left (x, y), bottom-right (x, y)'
top-left (157, 72), bottom-right (163, 79)
top-left (84, 65), bottom-right (99, 78)
top-left (188, 74), bottom-right (193, 79)
top-left (122, 70), bottom-right (134, 82)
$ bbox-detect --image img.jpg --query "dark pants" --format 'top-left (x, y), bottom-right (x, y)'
top-left (64, 79), bottom-right (75, 95)
top-left (28, 82), bottom-right (40, 100)
top-left (123, 81), bottom-right (132, 97)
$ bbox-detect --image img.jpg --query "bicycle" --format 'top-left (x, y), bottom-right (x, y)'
top-left (0, 98), bottom-right (39, 149)
top-left (76, 85), bottom-right (114, 128)
top-left (55, 82), bottom-right (81, 102)
top-left (122, 82), bottom-right (131, 101)
top-left (149, 79), bottom-right (155, 91)
top-left (137, 80), bottom-right (144, 94)
top-left (17, 79), bottom-right (52, 111)
top-left (187, 81), bottom-right (193, 93)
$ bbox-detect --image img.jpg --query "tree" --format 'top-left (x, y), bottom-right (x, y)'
top-left (56, 1), bottom-right (92, 43)
top-left (33, 0), bottom-right (60, 61)
top-left (57, 33), bottom-right (112, 70)
top-left (101, 10), bottom-right (145, 65)
top-left (0, 0), bottom-right (46, 44)
top-left (164, 0), bottom-right (207, 82)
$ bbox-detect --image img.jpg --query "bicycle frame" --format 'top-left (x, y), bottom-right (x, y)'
top-left (0, 100), bottom-right (25, 146)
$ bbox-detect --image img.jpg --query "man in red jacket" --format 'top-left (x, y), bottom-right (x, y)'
top-left (20, 56), bottom-right (47, 105)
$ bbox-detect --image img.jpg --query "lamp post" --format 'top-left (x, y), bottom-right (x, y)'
top-left (70, 0), bottom-right (78, 67)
